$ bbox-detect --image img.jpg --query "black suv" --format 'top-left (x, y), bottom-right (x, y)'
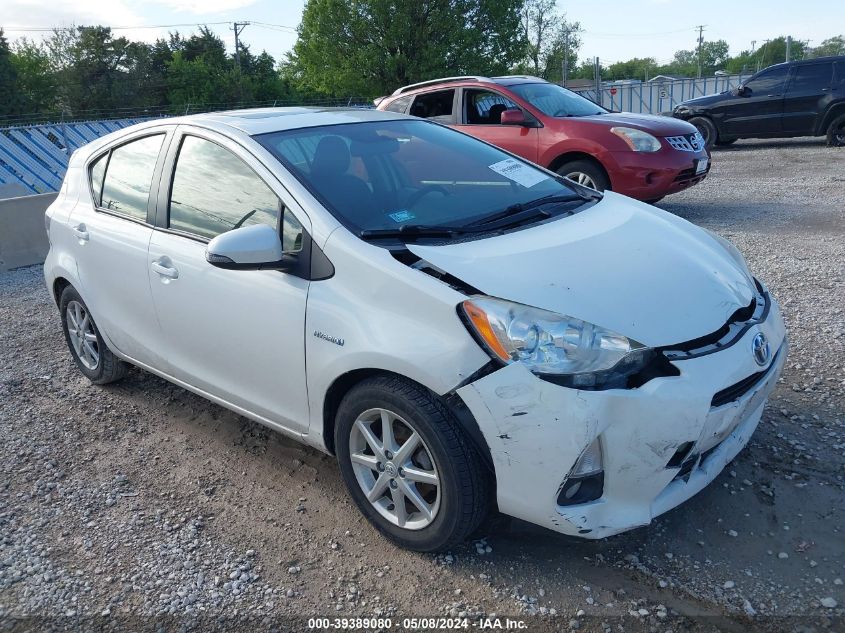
top-left (672, 56), bottom-right (845, 149)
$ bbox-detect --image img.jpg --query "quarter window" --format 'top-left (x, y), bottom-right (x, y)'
top-left (384, 95), bottom-right (412, 113)
top-left (168, 136), bottom-right (282, 240)
top-left (787, 63), bottom-right (834, 93)
top-left (89, 153), bottom-right (107, 206)
top-left (100, 134), bottom-right (165, 221)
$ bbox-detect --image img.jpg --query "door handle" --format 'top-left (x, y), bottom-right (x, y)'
top-left (151, 260), bottom-right (179, 280)
top-left (72, 224), bottom-right (89, 242)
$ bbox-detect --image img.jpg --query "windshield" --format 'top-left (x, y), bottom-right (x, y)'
top-left (255, 120), bottom-right (586, 235)
top-left (510, 83), bottom-right (607, 117)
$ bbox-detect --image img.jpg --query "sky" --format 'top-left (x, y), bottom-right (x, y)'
top-left (2, 0), bottom-right (842, 68)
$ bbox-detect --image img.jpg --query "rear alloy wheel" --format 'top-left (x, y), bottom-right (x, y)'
top-left (827, 114), bottom-right (845, 147)
top-left (557, 159), bottom-right (610, 192)
top-left (59, 285), bottom-right (128, 384)
top-left (335, 375), bottom-right (490, 552)
top-left (688, 116), bottom-right (717, 150)
top-left (66, 300), bottom-right (99, 371)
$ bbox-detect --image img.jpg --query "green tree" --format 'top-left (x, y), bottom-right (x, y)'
top-left (658, 39), bottom-right (730, 77)
top-left (249, 51), bottom-right (286, 102)
top-left (10, 38), bottom-right (57, 114)
top-left (731, 37), bottom-right (807, 74)
top-left (513, 0), bottom-right (580, 81)
top-left (810, 35), bottom-right (844, 58)
top-left (288, 0), bottom-right (526, 97)
top-left (0, 29), bottom-right (23, 116)
top-left (605, 57), bottom-right (657, 81)
top-left (165, 28), bottom-right (240, 106)
top-left (568, 59), bottom-right (600, 81)
top-left (41, 26), bottom-right (136, 113)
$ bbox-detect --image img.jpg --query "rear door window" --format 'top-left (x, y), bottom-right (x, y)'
top-left (786, 63), bottom-right (834, 94)
top-left (409, 90), bottom-right (456, 123)
top-left (100, 134), bottom-right (165, 221)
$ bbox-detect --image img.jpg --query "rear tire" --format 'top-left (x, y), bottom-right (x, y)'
top-left (59, 286), bottom-right (128, 385)
top-left (688, 116), bottom-right (717, 150)
top-left (556, 159), bottom-right (610, 192)
top-left (335, 375), bottom-right (490, 552)
top-left (827, 114), bottom-right (845, 147)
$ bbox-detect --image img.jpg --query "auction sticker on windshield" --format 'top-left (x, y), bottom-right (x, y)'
top-left (488, 158), bottom-right (549, 188)
top-left (387, 209), bottom-right (416, 223)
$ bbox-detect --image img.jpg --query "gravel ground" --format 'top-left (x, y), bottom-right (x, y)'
top-left (1, 137), bottom-right (843, 632)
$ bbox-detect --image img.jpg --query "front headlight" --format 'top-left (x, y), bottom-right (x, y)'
top-left (610, 126), bottom-right (662, 152)
top-left (461, 296), bottom-right (646, 376)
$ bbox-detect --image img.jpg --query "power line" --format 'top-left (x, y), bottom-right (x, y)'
top-left (582, 27), bottom-right (696, 39)
top-left (2, 21), bottom-right (238, 33)
top-left (249, 21), bottom-right (298, 33)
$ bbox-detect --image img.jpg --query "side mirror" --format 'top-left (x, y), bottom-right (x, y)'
top-left (500, 108), bottom-right (528, 125)
top-left (206, 224), bottom-right (293, 271)
top-left (736, 85), bottom-right (750, 97)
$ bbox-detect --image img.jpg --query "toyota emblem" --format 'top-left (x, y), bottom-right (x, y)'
top-left (752, 333), bottom-right (770, 366)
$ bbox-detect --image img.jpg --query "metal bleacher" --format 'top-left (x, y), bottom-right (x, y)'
top-left (0, 118), bottom-right (150, 197)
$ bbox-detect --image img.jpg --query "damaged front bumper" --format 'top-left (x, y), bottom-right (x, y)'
top-left (456, 297), bottom-right (787, 539)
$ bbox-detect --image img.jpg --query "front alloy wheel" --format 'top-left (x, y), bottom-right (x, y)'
top-left (566, 171), bottom-right (598, 189)
top-left (335, 376), bottom-right (490, 551)
top-left (557, 159), bottom-right (610, 192)
top-left (349, 408), bottom-right (440, 529)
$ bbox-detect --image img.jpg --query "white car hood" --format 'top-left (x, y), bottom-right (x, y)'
top-left (407, 192), bottom-right (755, 348)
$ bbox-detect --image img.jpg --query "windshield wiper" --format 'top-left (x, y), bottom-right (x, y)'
top-left (465, 193), bottom-right (590, 228)
top-left (359, 225), bottom-right (466, 241)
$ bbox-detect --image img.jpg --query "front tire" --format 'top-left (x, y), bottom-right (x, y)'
top-left (556, 159), bottom-right (610, 192)
top-left (335, 375), bottom-right (490, 552)
top-left (688, 116), bottom-right (718, 150)
top-left (827, 114), bottom-right (845, 147)
top-left (59, 286), bottom-right (128, 385)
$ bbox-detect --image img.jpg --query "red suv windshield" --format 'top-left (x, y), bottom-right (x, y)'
top-left (509, 83), bottom-right (607, 118)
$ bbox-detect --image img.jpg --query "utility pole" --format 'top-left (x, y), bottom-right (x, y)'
top-left (758, 39), bottom-right (771, 72)
top-left (785, 35), bottom-right (792, 62)
top-left (232, 21), bottom-right (250, 72)
top-left (562, 29), bottom-right (570, 88)
top-left (696, 25), bottom-right (706, 79)
top-left (594, 57), bottom-right (601, 105)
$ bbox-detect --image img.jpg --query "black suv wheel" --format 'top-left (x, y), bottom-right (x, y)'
top-left (688, 117), bottom-right (717, 150)
top-left (827, 114), bottom-right (845, 147)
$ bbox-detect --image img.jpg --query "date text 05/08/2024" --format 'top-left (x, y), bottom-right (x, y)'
top-left (307, 617), bottom-right (529, 630)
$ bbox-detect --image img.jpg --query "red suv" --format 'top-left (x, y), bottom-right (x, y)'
top-left (377, 75), bottom-right (710, 202)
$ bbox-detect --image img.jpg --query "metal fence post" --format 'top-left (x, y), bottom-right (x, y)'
top-left (60, 109), bottom-right (69, 154)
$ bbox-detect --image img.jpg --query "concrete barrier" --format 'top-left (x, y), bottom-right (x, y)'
top-left (0, 193), bottom-right (58, 272)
